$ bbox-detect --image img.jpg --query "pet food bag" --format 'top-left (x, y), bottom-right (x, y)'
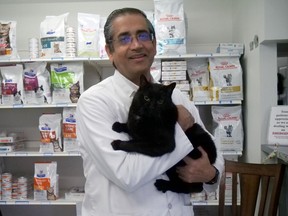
top-left (0, 20), bottom-right (19, 59)
top-left (50, 62), bottom-right (84, 104)
top-left (188, 58), bottom-right (211, 102)
top-left (34, 161), bottom-right (58, 200)
top-left (209, 57), bottom-right (243, 101)
top-left (212, 105), bottom-right (243, 151)
top-left (0, 64), bottom-right (23, 105)
top-left (78, 13), bottom-right (100, 57)
top-left (40, 13), bottom-right (69, 58)
top-left (154, 0), bottom-right (186, 55)
top-left (98, 16), bottom-right (108, 58)
top-left (23, 62), bottom-right (52, 104)
top-left (63, 107), bottom-right (79, 152)
top-left (39, 113), bottom-right (62, 153)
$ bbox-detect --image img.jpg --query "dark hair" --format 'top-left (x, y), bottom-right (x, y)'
top-left (104, 7), bottom-right (155, 52)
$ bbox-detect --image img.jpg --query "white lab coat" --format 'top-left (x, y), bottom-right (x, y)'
top-left (76, 70), bottom-right (224, 216)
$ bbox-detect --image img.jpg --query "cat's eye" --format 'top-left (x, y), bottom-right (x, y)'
top-left (144, 95), bottom-right (150, 102)
top-left (157, 99), bottom-right (164, 104)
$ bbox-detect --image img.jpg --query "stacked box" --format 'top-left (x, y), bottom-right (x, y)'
top-left (161, 60), bottom-right (190, 98)
top-left (217, 43), bottom-right (244, 55)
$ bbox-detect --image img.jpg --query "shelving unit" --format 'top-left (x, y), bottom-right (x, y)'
top-left (0, 53), bottom-right (243, 216)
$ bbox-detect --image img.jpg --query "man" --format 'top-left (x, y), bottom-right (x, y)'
top-left (76, 7), bottom-right (224, 216)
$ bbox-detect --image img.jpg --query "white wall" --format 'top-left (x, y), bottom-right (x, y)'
top-left (231, 0), bottom-right (288, 163)
top-left (264, 0), bottom-right (288, 41)
top-left (231, 0), bottom-right (264, 162)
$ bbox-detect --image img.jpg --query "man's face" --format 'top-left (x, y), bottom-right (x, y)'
top-left (105, 14), bottom-right (157, 84)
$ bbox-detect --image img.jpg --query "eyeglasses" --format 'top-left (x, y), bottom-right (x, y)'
top-left (111, 32), bottom-right (154, 46)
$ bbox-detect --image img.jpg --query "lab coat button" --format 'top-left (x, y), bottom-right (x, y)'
top-left (168, 203), bottom-right (172, 209)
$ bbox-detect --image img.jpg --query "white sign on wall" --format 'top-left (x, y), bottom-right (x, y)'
top-left (268, 106), bottom-right (288, 145)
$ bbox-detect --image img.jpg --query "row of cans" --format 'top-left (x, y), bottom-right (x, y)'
top-left (1, 173), bottom-right (28, 200)
top-left (66, 27), bottom-right (76, 57)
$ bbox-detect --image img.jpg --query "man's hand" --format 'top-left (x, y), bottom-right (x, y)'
top-left (176, 105), bottom-right (194, 131)
top-left (176, 146), bottom-right (216, 183)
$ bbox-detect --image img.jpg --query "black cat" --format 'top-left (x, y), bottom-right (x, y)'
top-left (111, 75), bottom-right (217, 193)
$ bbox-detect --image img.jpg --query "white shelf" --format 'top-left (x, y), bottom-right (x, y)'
top-left (0, 147), bottom-right (81, 157)
top-left (0, 199), bottom-right (78, 206)
top-left (221, 150), bottom-right (242, 156)
top-left (0, 190), bottom-right (82, 206)
top-left (191, 200), bottom-right (239, 206)
top-left (0, 53), bottom-right (240, 66)
top-left (0, 101), bottom-right (241, 109)
top-left (194, 100), bottom-right (242, 105)
top-left (155, 53), bottom-right (240, 60)
top-left (191, 200), bottom-right (219, 206)
top-left (0, 104), bottom-right (77, 109)
top-left (0, 149), bottom-right (239, 157)
top-left (0, 56), bottom-right (112, 67)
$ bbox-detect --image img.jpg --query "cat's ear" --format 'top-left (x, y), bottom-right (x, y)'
top-left (139, 75), bottom-right (149, 87)
top-left (166, 82), bottom-right (176, 95)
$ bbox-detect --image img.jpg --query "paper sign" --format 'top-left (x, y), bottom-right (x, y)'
top-left (268, 106), bottom-right (288, 145)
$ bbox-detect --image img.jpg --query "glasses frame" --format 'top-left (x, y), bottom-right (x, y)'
top-left (110, 31), bottom-right (154, 46)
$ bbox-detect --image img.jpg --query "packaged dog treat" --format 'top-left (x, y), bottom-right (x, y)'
top-left (34, 161), bottom-right (58, 200)
top-left (39, 113), bottom-right (62, 153)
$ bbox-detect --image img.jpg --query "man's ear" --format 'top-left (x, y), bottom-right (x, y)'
top-left (105, 44), bottom-right (113, 58)
top-left (152, 39), bottom-right (157, 56)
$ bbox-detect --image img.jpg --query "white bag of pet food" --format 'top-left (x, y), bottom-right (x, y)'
top-left (34, 161), bottom-right (58, 200)
top-left (98, 16), bottom-right (107, 58)
top-left (63, 107), bottom-right (79, 152)
top-left (154, 0), bottom-right (186, 55)
top-left (187, 58), bottom-right (210, 102)
top-left (39, 113), bottom-right (62, 153)
top-left (209, 57), bottom-right (243, 101)
top-left (0, 64), bottom-right (23, 105)
top-left (50, 62), bottom-right (84, 104)
top-left (40, 13), bottom-right (68, 58)
top-left (212, 105), bottom-right (243, 151)
top-left (23, 62), bottom-right (52, 104)
top-left (0, 21), bottom-right (19, 59)
top-left (78, 13), bottom-right (100, 57)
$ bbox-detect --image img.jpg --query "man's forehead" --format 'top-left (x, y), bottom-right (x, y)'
top-left (112, 15), bottom-right (148, 35)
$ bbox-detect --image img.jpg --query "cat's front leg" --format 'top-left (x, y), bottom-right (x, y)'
top-left (112, 122), bottom-right (128, 133)
top-left (154, 179), bottom-right (170, 193)
top-left (111, 140), bottom-right (122, 150)
top-left (155, 179), bottom-right (203, 194)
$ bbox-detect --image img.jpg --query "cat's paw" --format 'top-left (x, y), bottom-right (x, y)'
top-left (112, 122), bottom-right (122, 132)
top-left (190, 149), bottom-right (202, 159)
top-left (154, 179), bottom-right (168, 193)
top-left (111, 140), bottom-right (121, 150)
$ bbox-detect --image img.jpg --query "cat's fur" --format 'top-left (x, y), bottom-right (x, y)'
top-left (69, 81), bottom-right (81, 103)
top-left (111, 75), bottom-right (217, 193)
